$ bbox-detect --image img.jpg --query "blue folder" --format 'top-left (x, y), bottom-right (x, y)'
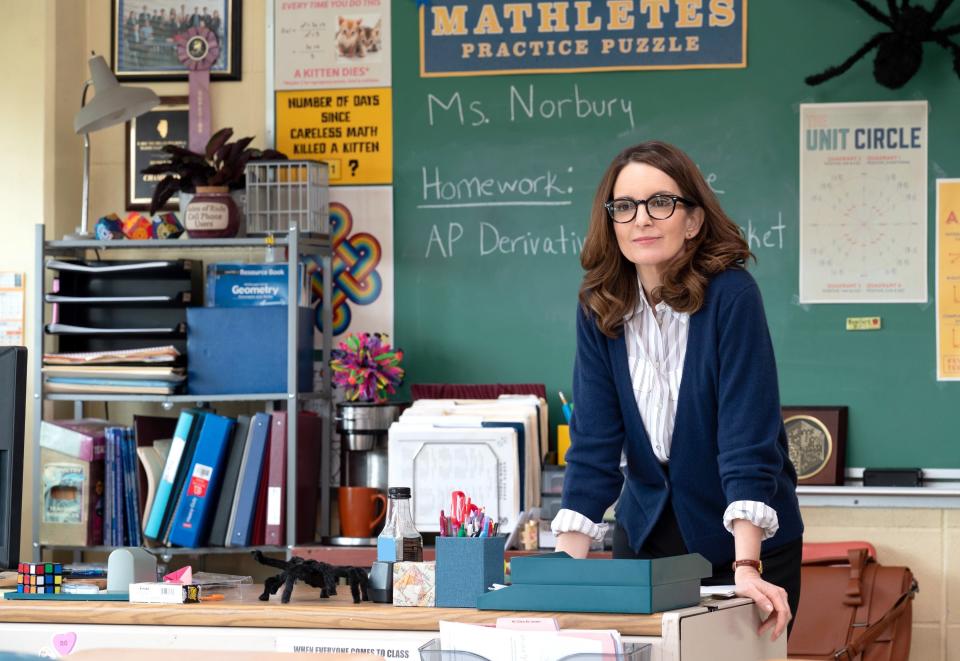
top-left (169, 413), bottom-right (235, 547)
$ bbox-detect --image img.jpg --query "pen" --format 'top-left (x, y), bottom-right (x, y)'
top-left (559, 391), bottom-right (573, 424)
top-left (439, 510), bottom-right (448, 537)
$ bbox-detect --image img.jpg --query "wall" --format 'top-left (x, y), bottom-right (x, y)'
top-left (1, 0), bottom-right (53, 564)
top-left (85, 0), bottom-right (268, 220)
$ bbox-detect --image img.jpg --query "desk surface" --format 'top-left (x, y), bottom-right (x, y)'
top-left (0, 586), bottom-right (665, 636)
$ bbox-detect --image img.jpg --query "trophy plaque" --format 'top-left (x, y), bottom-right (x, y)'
top-left (782, 406), bottom-right (848, 486)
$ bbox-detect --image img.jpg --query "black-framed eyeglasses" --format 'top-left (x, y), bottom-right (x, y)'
top-left (604, 194), bottom-right (696, 223)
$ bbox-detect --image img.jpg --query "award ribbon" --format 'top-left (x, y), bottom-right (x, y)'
top-left (176, 27), bottom-right (220, 152)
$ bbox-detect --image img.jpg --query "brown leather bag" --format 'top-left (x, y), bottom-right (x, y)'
top-left (788, 548), bottom-right (918, 660)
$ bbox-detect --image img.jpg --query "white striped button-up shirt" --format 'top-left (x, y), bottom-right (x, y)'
top-left (553, 284), bottom-right (779, 543)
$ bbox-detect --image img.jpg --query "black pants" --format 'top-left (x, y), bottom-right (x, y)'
top-left (613, 499), bottom-right (802, 637)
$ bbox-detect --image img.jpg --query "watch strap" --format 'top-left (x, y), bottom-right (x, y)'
top-left (732, 558), bottom-right (763, 574)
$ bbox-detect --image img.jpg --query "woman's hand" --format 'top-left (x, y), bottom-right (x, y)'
top-left (734, 566), bottom-right (791, 641)
top-left (554, 531), bottom-right (591, 559)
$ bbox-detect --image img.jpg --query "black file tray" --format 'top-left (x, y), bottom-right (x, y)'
top-left (45, 258), bottom-right (201, 355)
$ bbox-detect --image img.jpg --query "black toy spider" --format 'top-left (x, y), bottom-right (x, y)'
top-left (252, 550), bottom-right (370, 604)
top-left (806, 0), bottom-right (960, 89)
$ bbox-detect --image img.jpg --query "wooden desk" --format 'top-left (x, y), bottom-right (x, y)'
top-left (0, 586), bottom-right (785, 660)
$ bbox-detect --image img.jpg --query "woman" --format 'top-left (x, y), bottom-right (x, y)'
top-left (553, 141), bottom-right (803, 641)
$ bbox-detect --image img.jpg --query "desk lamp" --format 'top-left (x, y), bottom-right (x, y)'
top-left (70, 54), bottom-right (159, 239)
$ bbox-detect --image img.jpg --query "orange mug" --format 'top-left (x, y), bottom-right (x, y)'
top-left (338, 486), bottom-right (387, 538)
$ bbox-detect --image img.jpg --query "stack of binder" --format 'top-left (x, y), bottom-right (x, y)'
top-left (42, 258), bottom-right (200, 394)
top-left (141, 408), bottom-right (321, 548)
top-left (387, 395), bottom-right (548, 536)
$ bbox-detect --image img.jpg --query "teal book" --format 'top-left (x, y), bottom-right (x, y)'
top-left (168, 413), bottom-right (235, 548)
top-left (143, 410), bottom-right (198, 540)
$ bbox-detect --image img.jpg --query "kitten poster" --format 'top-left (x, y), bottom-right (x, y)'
top-left (275, 0), bottom-right (391, 89)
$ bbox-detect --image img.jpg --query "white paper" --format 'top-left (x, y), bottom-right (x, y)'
top-left (388, 424), bottom-right (520, 534)
top-left (701, 585), bottom-right (737, 598)
top-left (799, 101), bottom-right (928, 303)
top-left (438, 621), bottom-right (620, 661)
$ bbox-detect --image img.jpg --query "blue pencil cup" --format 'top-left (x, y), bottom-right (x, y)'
top-left (435, 535), bottom-right (505, 608)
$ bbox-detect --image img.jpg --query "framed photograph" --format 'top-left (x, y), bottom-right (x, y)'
top-left (126, 96), bottom-right (189, 211)
top-left (782, 406), bottom-right (849, 486)
top-left (111, 0), bottom-right (242, 81)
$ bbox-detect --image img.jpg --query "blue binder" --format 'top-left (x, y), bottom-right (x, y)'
top-left (169, 413), bottom-right (235, 548)
top-left (225, 412), bottom-right (271, 547)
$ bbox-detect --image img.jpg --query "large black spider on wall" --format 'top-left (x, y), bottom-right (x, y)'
top-left (806, 0), bottom-right (960, 89)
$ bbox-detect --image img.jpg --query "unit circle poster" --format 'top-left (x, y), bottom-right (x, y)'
top-left (275, 0), bottom-right (391, 89)
top-left (799, 101), bottom-right (928, 303)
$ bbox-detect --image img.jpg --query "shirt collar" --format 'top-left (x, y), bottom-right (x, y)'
top-left (631, 278), bottom-right (688, 325)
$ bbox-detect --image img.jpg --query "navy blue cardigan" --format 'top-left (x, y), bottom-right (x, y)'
top-left (561, 268), bottom-right (803, 566)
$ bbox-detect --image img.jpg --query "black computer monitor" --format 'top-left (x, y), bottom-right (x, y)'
top-left (0, 346), bottom-right (26, 570)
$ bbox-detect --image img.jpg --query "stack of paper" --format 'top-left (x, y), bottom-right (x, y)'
top-left (387, 396), bottom-right (548, 536)
top-left (438, 620), bottom-right (623, 661)
top-left (42, 346), bottom-right (184, 394)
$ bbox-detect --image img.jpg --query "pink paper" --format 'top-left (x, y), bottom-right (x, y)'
top-left (163, 566), bottom-right (192, 585)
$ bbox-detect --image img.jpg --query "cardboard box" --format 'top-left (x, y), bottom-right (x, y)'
top-left (186, 306), bottom-right (314, 394)
top-left (39, 448), bottom-right (104, 546)
top-left (393, 561), bottom-right (436, 607)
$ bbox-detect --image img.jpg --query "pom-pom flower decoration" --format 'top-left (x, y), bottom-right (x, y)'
top-left (330, 333), bottom-right (404, 403)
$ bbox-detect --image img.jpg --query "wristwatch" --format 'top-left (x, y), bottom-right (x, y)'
top-left (732, 559), bottom-right (763, 574)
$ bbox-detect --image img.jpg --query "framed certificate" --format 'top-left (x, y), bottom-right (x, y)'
top-left (125, 96), bottom-right (188, 211)
top-left (111, 0), bottom-right (242, 81)
top-left (782, 406), bottom-right (848, 486)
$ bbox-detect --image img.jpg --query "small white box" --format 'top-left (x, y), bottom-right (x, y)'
top-left (129, 582), bottom-right (199, 604)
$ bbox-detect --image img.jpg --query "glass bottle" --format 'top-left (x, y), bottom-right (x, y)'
top-left (377, 486), bottom-right (423, 562)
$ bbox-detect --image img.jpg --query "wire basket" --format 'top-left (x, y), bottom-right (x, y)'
top-left (244, 160), bottom-right (329, 235)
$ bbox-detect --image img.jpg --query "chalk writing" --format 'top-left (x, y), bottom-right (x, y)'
top-left (426, 85), bottom-right (635, 129)
top-left (418, 165), bottom-right (574, 208)
top-left (425, 222), bottom-right (584, 259)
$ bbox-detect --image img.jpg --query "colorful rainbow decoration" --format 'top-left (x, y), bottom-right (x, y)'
top-left (329, 332), bottom-right (404, 403)
top-left (306, 202), bottom-right (383, 336)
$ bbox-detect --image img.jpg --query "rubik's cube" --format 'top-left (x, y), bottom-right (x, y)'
top-left (17, 562), bottom-right (62, 594)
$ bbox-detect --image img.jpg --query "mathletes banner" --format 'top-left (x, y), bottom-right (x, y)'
top-left (419, 0), bottom-right (747, 77)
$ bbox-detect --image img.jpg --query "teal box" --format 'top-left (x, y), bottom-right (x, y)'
top-left (476, 552), bottom-right (711, 614)
top-left (435, 536), bottom-right (505, 608)
top-left (510, 551), bottom-right (711, 586)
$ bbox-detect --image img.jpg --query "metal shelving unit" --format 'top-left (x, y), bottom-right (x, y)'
top-left (32, 223), bottom-right (334, 562)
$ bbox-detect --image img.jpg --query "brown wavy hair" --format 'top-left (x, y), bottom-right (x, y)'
top-left (580, 141), bottom-right (753, 337)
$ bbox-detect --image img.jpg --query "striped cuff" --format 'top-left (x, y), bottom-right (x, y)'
top-left (551, 508), bottom-right (608, 543)
top-left (722, 500), bottom-right (779, 540)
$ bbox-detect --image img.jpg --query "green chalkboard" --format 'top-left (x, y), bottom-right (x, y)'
top-left (393, 1), bottom-right (960, 468)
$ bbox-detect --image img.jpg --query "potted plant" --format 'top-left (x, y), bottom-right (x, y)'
top-left (142, 128), bottom-right (287, 237)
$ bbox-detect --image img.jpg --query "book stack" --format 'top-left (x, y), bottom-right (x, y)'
top-left (103, 426), bottom-right (143, 547)
top-left (141, 409), bottom-right (321, 548)
top-left (42, 345), bottom-right (185, 395)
